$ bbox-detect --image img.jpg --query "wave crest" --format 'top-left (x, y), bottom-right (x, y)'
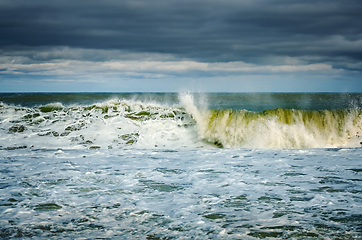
top-left (184, 99), bottom-right (362, 148)
top-left (1, 94), bottom-right (362, 149)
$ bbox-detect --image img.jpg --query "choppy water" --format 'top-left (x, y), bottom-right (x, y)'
top-left (0, 92), bottom-right (361, 239)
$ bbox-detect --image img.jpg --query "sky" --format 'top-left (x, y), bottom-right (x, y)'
top-left (0, 0), bottom-right (361, 92)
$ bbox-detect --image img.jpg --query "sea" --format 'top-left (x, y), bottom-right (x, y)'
top-left (0, 92), bottom-right (361, 239)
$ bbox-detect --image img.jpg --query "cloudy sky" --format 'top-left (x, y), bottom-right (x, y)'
top-left (0, 0), bottom-right (361, 92)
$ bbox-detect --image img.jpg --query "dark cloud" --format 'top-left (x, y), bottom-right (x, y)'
top-left (0, 0), bottom-right (362, 72)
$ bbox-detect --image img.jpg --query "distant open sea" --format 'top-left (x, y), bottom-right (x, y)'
top-left (0, 92), bottom-right (361, 239)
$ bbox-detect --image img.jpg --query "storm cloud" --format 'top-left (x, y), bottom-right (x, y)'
top-left (0, 0), bottom-right (361, 91)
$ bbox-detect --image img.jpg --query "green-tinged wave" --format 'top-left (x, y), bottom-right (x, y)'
top-left (195, 108), bottom-right (362, 149)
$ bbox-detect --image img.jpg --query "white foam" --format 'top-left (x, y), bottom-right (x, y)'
top-left (0, 147), bottom-right (361, 238)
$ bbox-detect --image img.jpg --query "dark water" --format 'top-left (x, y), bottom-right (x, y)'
top-left (1, 92), bottom-right (361, 111)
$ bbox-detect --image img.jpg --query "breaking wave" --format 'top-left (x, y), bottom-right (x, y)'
top-left (180, 94), bottom-right (362, 149)
top-left (1, 93), bottom-right (361, 150)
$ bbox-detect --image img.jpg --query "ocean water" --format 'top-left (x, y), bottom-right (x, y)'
top-left (0, 92), bottom-right (361, 239)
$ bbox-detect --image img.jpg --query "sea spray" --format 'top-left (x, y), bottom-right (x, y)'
top-left (178, 93), bottom-right (207, 135)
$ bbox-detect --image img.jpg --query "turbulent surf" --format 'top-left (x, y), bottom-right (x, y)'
top-left (1, 93), bottom-right (361, 150)
top-left (1, 92), bottom-right (362, 239)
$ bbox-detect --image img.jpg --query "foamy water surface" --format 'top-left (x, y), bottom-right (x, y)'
top-left (1, 148), bottom-right (361, 239)
top-left (0, 92), bottom-right (361, 239)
